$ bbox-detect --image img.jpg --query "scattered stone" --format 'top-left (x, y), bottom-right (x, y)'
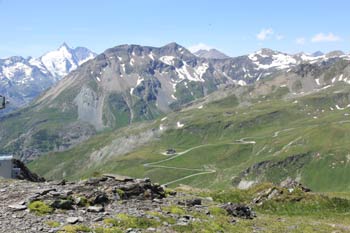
top-left (93, 192), bottom-right (109, 205)
top-left (152, 198), bottom-right (163, 204)
top-left (93, 216), bottom-right (103, 222)
top-left (18, 200), bottom-right (25, 205)
top-left (8, 204), bottom-right (27, 211)
top-left (87, 205), bottom-right (104, 213)
top-left (177, 215), bottom-right (192, 226)
top-left (0, 176), bottom-right (217, 232)
top-left (66, 217), bottom-right (79, 224)
top-left (49, 191), bottom-right (62, 197)
top-left (185, 198), bottom-right (202, 206)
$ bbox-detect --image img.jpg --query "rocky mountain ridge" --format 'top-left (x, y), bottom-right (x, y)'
top-left (1, 42), bottom-right (350, 161)
top-left (0, 44), bottom-right (96, 115)
top-left (194, 48), bottom-right (230, 59)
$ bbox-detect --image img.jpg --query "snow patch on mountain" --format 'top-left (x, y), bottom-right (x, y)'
top-left (194, 63), bottom-right (209, 80)
top-left (2, 62), bottom-right (32, 79)
top-left (252, 53), bottom-right (297, 70)
top-left (148, 52), bottom-right (155, 60)
top-left (160, 56), bottom-right (176, 66)
top-left (315, 78), bottom-right (320, 85)
top-left (176, 62), bottom-right (205, 82)
top-left (136, 76), bottom-right (144, 86)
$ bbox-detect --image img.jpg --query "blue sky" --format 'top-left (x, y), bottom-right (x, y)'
top-left (0, 0), bottom-right (349, 58)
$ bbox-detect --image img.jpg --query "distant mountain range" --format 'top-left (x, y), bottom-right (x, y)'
top-left (0, 42), bottom-right (350, 161)
top-left (0, 43), bottom-right (96, 114)
top-left (23, 44), bottom-right (350, 193)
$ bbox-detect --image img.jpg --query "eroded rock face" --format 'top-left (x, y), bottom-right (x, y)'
top-left (280, 177), bottom-right (311, 192)
top-left (232, 153), bottom-right (311, 188)
top-left (251, 180), bottom-right (311, 206)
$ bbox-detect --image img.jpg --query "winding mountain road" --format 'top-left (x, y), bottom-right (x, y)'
top-left (143, 139), bottom-right (256, 186)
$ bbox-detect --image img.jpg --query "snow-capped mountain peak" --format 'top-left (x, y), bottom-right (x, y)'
top-left (0, 44), bottom-right (96, 115)
top-left (39, 43), bottom-right (96, 77)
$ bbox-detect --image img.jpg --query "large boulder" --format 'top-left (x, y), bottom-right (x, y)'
top-left (221, 203), bottom-right (256, 219)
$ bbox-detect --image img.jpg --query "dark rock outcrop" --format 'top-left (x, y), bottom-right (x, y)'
top-left (232, 153), bottom-right (311, 187)
top-left (12, 159), bottom-right (45, 182)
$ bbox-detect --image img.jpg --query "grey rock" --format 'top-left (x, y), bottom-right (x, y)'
top-left (185, 198), bottom-right (202, 206)
top-left (221, 203), bottom-right (256, 219)
top-left (66, 217), bottom-right (79, 224)
top-left (50, 199), bottom-right (73, 210)
top-left (8, 204), bottom-right (27, 211)
top-left (92, 192), bottom-right (109, 205)
top-left (93, 216), bottom-right (103, 222)
top-left (87, 205), bottom-right (104, 213)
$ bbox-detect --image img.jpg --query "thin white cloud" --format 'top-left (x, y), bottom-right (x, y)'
top-left (311, 33), bottom-right (341, 42)
top-left (188, 43), bottom-right (212, 53)
top-left (257, 28), bottom-right (274, 41)
top-left (296, 37), bottom-right (306, 45)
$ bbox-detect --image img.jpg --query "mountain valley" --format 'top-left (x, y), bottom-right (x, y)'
top-left (2, 42), bottom-right (350, 232)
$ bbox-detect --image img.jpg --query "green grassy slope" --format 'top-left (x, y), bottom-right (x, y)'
top-left (29, 83), bottom-right (350, 191)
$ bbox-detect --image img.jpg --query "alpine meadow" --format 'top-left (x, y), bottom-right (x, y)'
top-left (1, 1), bottom-right (350, 232)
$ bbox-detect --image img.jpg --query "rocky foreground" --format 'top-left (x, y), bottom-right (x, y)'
top-left (0, 175), bottom-right (254, 233)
